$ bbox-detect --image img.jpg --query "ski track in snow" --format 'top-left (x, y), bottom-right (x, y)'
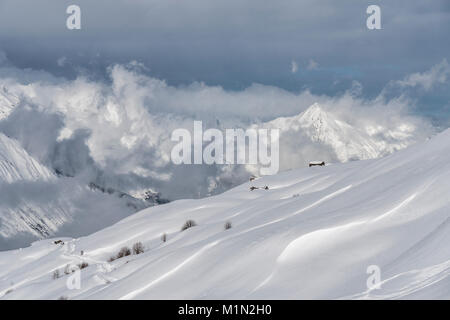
top-left (119, 241), bottom-right (219, 300)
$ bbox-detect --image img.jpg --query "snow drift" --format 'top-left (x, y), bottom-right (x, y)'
top-left (1, 128), bottom-right (449, 299)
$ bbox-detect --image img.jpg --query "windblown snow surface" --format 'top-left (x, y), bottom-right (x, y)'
top-left (1, 129), bottom-right (450, 300)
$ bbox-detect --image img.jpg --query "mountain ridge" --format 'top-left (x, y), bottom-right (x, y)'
top-left (0, 133), bottom-right (150, 249)
top-left (264, 102), bottom-right (421, 163)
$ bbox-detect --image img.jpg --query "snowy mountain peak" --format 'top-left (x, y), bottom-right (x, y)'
top-left (263, 103), bottom-right (425, 164)
top-left (296, 103), bottom-right (337, 143)
top-left (298, 102), bottom-right (328, 123)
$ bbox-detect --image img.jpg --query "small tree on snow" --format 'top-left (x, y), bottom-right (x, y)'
top-left (132, 242), bottom-right (144, 255)
top-left (181, 220), bottom-right (197, 231)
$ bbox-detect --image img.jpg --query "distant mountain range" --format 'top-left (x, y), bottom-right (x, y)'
top-left (0, 132), bottom-right (154, 250)
top-left (0, 86), bottom-right (428, 249)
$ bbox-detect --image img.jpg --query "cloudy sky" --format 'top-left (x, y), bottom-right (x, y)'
top-left (0, 0), bottom-right (449, 120)
top-left (0, 0), bottom-right (449, 200)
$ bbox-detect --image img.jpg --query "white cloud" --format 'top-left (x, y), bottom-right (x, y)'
top-left (0, 61), bottom-right (435, 200)
top-left (57, 56), bottom-right (67, 67)
top-left (395, 59), bottom-right (450, 91)
top-left (306, 59), bottom-right (319, 70)
top-left (291, 60), bottom-right (298, 73)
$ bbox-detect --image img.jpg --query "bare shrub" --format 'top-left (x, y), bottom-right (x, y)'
top-left (108, 256), bottom-right (116, 263)
top-left (64, 264), bottom-right (72, 275)
top-left (132, 242), bottom-right (144, 255)
top-left (181, 220), bottom-right (196, 231)
top-left (116, 247), bottom-right (131, 259)
top-left (78, 262), bottom-right (89, 270)
top-left (58, 296), bottom-right (69, 300)
top-left (52, 269), bottom-right (60, 279)
top-left (224, 221), bottom-right (232, 230)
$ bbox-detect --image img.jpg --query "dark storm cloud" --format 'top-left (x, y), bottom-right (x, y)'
top-left (0, 0), bottom-right (449, 114)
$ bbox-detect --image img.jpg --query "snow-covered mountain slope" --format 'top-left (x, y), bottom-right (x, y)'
top-left (0, 133), bottom-right (149, 250)
top-left (2, 128), bottom-right (450, 300)
top-left (264, 103), bottom-right (421, 163)
top-left (0, 133), bottom-right (55, 183)
top-left (0, 132), bottom-right (68, 242)
top-left (0, 87), bottom-right (18, 121)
